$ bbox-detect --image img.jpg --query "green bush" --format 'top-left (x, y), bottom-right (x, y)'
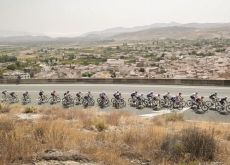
top-left (7, 64), bottom-right (17, 70)
top-left (0, 55), bottom-right (17, 63)
top-left (24, 106), bottom-right (37, 113)
top-left (81, 72), bottom-right (94, 78)
top-left (95, 121), bottom-right (107, 132)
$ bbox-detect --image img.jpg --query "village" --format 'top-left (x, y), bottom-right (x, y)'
top-left (1, 38), bottom-right (230, 80)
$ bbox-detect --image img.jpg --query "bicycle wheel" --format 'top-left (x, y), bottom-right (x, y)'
top-left (205, 101), bottom-right (212, 107)
top-left (216, 105), bottom-right (224, 112)
top-left (226, 105), bottom-right (230, 113)
top-left (201, 105), bottom-right (209, 112)
top-left (187, 100), bottom-right (193, 107)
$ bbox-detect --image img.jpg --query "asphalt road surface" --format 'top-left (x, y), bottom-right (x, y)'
top-left (0, 84), bottom-right (229, 122)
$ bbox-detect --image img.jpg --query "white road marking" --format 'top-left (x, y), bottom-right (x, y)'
top-left (139, 107), bottom-right (190, 118)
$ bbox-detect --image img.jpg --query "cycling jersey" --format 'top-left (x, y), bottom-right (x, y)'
top-left (220, 98), bottom-right (227, 105)
top-left (147, 93), bottom-right (153, 98)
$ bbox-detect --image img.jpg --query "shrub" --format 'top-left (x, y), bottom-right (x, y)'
top-left (7, 64), bottom-right (17, 70)
top-left (226, 134), bottom-right (230, 141)
top-left (81, 72), bottom-right (94, 78)
top-left (0, 119), bottom-right (15, 132)
top-left (95, 120), bottom-right (107, 132)
top-left (0, 103), bottom-right (10, 113)
top-left (165, 113), bottom-right (184, 122)
top-left (181, 127), bottom-right (216, 161)
top-left (161, 127), bottom-right (217, 162)
top-left (161, 135), bottom-right (184, 161)
top-left (24, 106), bottom-right (37, 113)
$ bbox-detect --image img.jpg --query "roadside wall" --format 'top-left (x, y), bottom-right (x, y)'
top-left (0, 78), bottom-right (230, 86)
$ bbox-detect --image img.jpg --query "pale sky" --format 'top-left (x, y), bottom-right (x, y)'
top-left (0, 0), bottom-right (230, 37)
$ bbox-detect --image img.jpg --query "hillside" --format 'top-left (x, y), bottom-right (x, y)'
top-left (1, 23), bottom-right (230, 44)
top-left (111, 25), bottom-right (230, 40)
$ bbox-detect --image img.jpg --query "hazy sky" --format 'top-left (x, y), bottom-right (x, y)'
top-left (1, 0), bottom-right (230, 37)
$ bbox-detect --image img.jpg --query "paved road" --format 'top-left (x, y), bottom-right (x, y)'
top-left (0, 84), bottom-right (229, 122)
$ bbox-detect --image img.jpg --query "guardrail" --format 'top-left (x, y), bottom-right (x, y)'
top-left (0, 78), bottom-right (230, 86)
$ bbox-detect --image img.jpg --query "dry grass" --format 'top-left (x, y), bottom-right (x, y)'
top-left (0, 103), bottom-right (11, 113)
top-left (0, 106), bottom-right (229, 165)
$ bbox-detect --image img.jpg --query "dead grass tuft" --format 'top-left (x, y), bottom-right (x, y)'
top-left (165, 112), bottom-right (184, 122)
top-left (0, 103), bottom-right (11, 113)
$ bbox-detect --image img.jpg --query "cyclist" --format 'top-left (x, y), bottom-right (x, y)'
top-left (137, 93), bottom-right (144, 101)
top-left (155, 94), bottom-right (161, 101)
top-left (64, 91), bottom-right (71, 101)
top-left (190, 92), bottom-right (198, 101)
top-left (209, 93), bottom-right (218, 102)
top-left (99, 92), bottom-right (108, 103)
top-left (163, 92), bottom-right (171, 100)
top-left (195, 96), bottom-right (204, 109)
top-left (99, 92), bottom-right (107, 100)
top-left (131, 91), bottom-right (138, 100)
top-left (39, 90), bottom-right (44, 101)
top-left (51, 90), bottom-right (57, 100)
top-left (84, 91), bottom-right (93, 101)
top-left (23, 91), bottom-right (29, 100)
top-left (153, 93), bottom-right (160, 101)
top-left (113, 91), bottom-right (121, 100)
top-left (176, 92), bottom-right (183, 102)
top-left (10, 92), bottom-right (16, 99)
top-left (76, 92), bottom-right (82, 100)
top-left (136, 94), bottom-right (144, 105)
top-left (147, 92), bottom-right (154, 100)
top-left (2, 90), bottom-right (8, 99)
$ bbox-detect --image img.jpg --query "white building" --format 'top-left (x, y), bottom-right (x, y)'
top-left (106, 59), bottom-right (125, 67)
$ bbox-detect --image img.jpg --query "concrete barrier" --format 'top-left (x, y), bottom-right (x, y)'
top-left (0, 78), bottom-right (230, 86)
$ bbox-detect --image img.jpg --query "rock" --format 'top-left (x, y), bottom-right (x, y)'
top-left (17, 113), bottom-right (42, 120)
top-left (35, 150), bottom-right (98, 165)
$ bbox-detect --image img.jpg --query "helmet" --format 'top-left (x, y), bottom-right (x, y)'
top-left (26, 91), bottom-right (28, 94)
top-left (135, 91), bottom-right (138, 93)
top-left (179, 92), bottom-right (182, 95)
top-left (225, 96), bottom-right (228, 99)
top-left (158, 94), bottom-right (160, 96)
top-left (201, 96), bottom-right (204, 99)
top-left (195, 92), bottom-right (198, 95)
top-left (67, 91), bottom-right (70, 93)
top-left (167, 92), bottom-right (170, 94)
top-left (214, 93), bottom-right (217, 95)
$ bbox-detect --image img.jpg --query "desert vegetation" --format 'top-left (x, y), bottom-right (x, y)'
top-left (0, 104), bottom-right (229, 164)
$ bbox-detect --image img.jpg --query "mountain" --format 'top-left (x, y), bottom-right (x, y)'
top-left (0, 35), bottom-right (54, 44)
top-left (1, 22), bottom-right (230, 44)
top-left (81, 22), bottom-right (180, 38)
top-left (110, 24), bottom-right (230, 40)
